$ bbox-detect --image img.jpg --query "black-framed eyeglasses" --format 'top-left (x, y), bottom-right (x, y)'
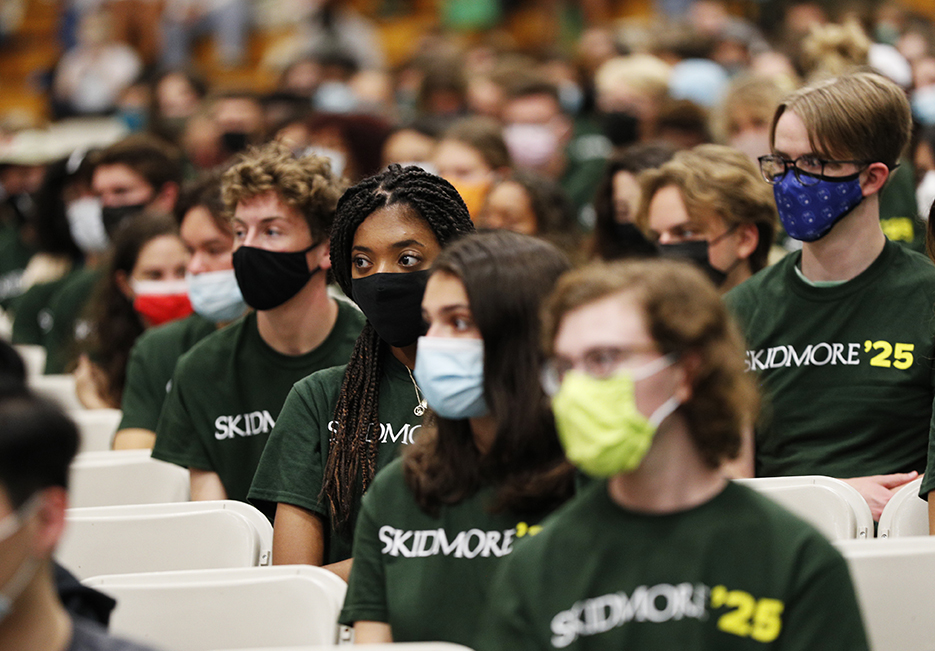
top-left (757, 155), bottom-right (871, 187)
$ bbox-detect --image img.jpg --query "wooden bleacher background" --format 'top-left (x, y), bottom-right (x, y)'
top-left (0, 0), bottom-right (717, 127)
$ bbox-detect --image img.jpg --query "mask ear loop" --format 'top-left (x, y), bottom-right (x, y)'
top-left (630, 354), bottom-right (682, 427)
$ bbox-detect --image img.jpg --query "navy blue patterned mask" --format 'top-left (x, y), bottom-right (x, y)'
top-left (773, 170), bottom-right (864, 242)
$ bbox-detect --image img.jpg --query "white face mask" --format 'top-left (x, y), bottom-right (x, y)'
top-left (186, 269), bottom-right (248, 324)
top-left (303, 146), bottom-right (347, 179)
top-left (917, 170), bottom-right (935, 221)
top-left (0, 495), bottom-right (42, 624)
top-left (502, 123), bottom-right (559, 169)
top-left (65, 197), bottom-right (109, 254)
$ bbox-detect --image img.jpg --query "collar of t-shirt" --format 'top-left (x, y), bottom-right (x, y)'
top-left (793, 262), bottom-right (848, 288)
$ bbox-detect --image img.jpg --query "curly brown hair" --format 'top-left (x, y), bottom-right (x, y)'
top-left (222, 142), bottom-right (347, 241)
top-left (541, 259), bottom-right (759, 469)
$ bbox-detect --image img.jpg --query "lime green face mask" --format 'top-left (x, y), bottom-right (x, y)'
top-left (551, 357), bottom-right (679, 477)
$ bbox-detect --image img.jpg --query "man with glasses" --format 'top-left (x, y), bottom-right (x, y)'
top-left (726, 71), bottom-right (935, 521)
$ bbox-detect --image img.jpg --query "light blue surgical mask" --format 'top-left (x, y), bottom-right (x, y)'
top-left (186, 269), bottom-right (248, 324)
top-left (414, 336), bottom-right (488, 420)
top-left (0, 495), bottom-right (41, 624)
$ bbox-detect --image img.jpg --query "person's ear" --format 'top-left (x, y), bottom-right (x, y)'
top-left (674, 351), bottom-right (701, 403)
top-left (735, 223), bottom-right (759, 261)
top-left (151, 182), bottom-right (180, 214)
top-left (308, 239), bottom-right (331, 271)
top-left (115, 269), bottom-right (134, 301)
top-left (860, 162), bottom-right (890, 197)
top-left (31, 488), bottom-right (67, 558)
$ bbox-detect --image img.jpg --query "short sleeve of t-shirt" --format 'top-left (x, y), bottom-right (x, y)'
top-left (248, 365), bottom-right (346, 515)
top-left (152, 349), bottom-right (215, 471)
top-left (10, 277), bottom-right (66, 345)
top-left (338, 466), bottom-right (389, 624)
top-left (118, 314), bottom-right (216, 432)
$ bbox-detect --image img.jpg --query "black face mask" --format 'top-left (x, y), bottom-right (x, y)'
top-left (600, 111), bottom-right (640, 147)
top-left (221, 131), bottom-right (250, 154)
top-left (351, 271), bottom-right (430, 347)
top-left (657, 240), bottom-right (730, 287)
top-left (232, 244), bottom-right (319, 311)
top-left (102, 203), bottom-right (148, 237)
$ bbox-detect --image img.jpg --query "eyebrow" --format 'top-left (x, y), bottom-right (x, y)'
top-left (352, 239), bottom-right (427, 252)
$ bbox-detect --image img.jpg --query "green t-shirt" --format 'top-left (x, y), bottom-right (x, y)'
top-left (118, 313), bottom-right (218, 432)
top-left (0, 218), bottom-right (35, 309)
top-left (477, 480), bottom-right (869, 651)
top-left (151, 302), bottom-right (364, 502)
top-left (725, 240), bottom-right (935, 479)
top-left (879, 160), bottom-right (923, 252)
top-left (339, 458), bottom-right (550, 646)
top-left (42, 267), bottom-right (102, 374)
top-left (10, 275), bottom-right (72, 346)
top-left (248, 350), bottom-right (423, 562)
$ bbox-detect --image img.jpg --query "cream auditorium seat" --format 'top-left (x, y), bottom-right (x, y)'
top-left (734, 476), bottom-right (873, 540)
top-left (877, 477), bottom-right (928, 538)
top-left (69, 450), bottom-right (189, 507)
top-left (70, 408), bottom-right (122, 452)
top-left (29, 373), bottom-right (83, 411)
top-left (835, 537), bottom-right (935, 651)
top-left (57, 500), bottom-right (272, 580)
top-left (85, 565), bottom-right (348, 650)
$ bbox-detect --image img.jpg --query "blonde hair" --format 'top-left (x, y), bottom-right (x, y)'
top-left (222, 142), bottom-right (347, 241)
top-left (636, 144), bottom-right (777, 271)
top-left (799, 19), bottom-right (870, 81)
top-left (771, 70), bottom-right (911, 170)
top-left (542, 259), bottom-right (759, 469)
top-left (713, 74), bottom-right (788, 143)
top-left (594, 54), bottom-right (672, 101)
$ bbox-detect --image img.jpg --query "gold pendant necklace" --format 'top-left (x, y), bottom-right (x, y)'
top-left (406, 367), bottom-right (428, 416)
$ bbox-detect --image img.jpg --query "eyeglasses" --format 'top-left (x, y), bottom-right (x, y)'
top-left (757, 155), bottom-right (870, 187)
top-left (541, 345), bottom-right (660, 396)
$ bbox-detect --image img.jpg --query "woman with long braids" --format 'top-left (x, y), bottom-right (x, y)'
top-left (249, 165), bottom-right (475, 579)
top-left (338, 231), bottom-right (576, 645)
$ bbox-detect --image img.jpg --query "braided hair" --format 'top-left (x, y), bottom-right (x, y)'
top-left (324, 164), bottom-right (475, 532)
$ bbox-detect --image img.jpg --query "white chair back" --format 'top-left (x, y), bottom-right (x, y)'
top-left (57, 500), bottom-right (273, 580)
top-left (211, 645), bottom-right (474, 651)
top-left (735, 476), bottom-right (873, 540)
top-left (29, 373), bottom-right (83, 410)
top-left (69, 450), bottom-right (189, 507)
top-left (14, 344), bottom-right (46, 379)
top-left (878, 477), bottom-right (928, 538)
top-left (85, 565), bottom-right (348, 651)
top-left (70, 408), bottom-right (122, 453)
top-left (835, 537), bottom-right (935, 651)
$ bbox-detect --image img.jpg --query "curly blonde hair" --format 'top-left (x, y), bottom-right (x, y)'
top-left (635, 144), bottom-right (777, 272)
top-left (222, 142), bottom-right (347, 241)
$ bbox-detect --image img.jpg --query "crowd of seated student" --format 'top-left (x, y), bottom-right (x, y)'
top-left (4, 0), bottom-right (935, 648)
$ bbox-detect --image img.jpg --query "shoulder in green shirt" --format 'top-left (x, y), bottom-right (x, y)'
top-left (340, 458), bottom-right (552, 646)
top-left (478, 480), bottom-right (869, 651)
top-left (249, 349), bottom-right (424, 562)
top-left (118, 313), bottom-right (218, 432)
top-left (10, 275), bottom-right (72, 346)
top-left (152, 301), bottom-right (365, 502)
top-left (726, 240), bottom-right (935, 480)
top-left (42, 267), bottom-right (102, 374)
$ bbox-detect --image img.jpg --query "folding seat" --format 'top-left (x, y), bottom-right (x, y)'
top-left (734, 475), bottom-right (874, 540)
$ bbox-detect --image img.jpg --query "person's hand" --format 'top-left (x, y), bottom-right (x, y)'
top-left (840, 472), bottom-right (919, 521)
